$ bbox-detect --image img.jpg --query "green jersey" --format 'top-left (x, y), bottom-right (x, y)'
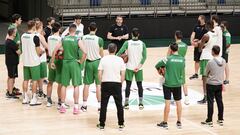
top-left (155, 54), bottom-right (185, 87)
top-left (223, 30), bottom-right (231, 54)
top-left (8, 24), bottom-right (20, 44)
top-left (62, 36), bottom-right (79, 60)
top-left (177, 41), bottom-right (188, 58)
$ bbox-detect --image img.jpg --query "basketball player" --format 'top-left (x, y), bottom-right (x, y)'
top-left (46, 22), bottom-right (62, 107)
top-left (35, 21), bottom-right (49, 98)
top-left (220, 21), bottom-right (231, 85)
top-left (211, 15), bottom-right (223, 57)
top-left (61, 15), bottom-right (85, 72)
top-left (6, 14), bottom-right (22, 45)
top-left (195, 21), bottom-right (218, 104)
top-left (21, 20), bottom-right (44, 105)
top-left (81, 22), bottom-right (104, 112)
top-left (107, 15), bottom-right (129, 53)
top-left (201, 45), bottom-right (225, 127)
top-left (167, 31), bottom-right (189, 105)
top-left (5, 14), bottom-right (22, 96)
top-left (189, 15), bottom-right (208, 80)
top-left (62, 15), bottom-right (84, 39)
top-left (51, 24), bottom-right (86, 114)
top-left (155, 43), bottom-right (185, 129)
top-left (117, 28), bottom-right (147, 110)
top-left (5, 28), bottom-right (21, 99)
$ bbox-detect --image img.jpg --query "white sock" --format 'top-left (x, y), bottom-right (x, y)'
top-left (33, 93), bottom-right (37, 99)
top-left (74, 104), bottom-right (79, 108)
top-left (24, 92), bottom-right (28, 99)
top-left (98, 102), bottom-right (101, 108)
top-left (83, 101), bottom-right (87, 106)
top-left (61, 103), bottom-right (65, 107)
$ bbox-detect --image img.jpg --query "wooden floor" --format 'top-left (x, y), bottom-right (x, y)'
top-left (0, 45), bottom-right (240, 135)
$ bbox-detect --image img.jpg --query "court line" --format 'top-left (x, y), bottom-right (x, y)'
top-left (183, 118), bottom-right (218, 135)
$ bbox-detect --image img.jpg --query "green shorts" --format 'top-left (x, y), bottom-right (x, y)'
top-left (83, 59), bottom-right (100, 85)
top-left (125, 69), bottom-right (143, 82)
top-left (24, 65), bottom-right (41, 81)
top-left (61, 60), bottom-right (82, 87)
top-left (40, 62), bottom-right (47, 78)
top-left (200, 60), bottom-right (209, 76)
top-left (48, 60), bottom-right (62, 83)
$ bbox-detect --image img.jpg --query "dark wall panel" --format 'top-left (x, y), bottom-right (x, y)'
top-left (81, 15), bottom-right (240, 40)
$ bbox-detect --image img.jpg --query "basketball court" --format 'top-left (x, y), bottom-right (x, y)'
top-left (0, 45), bottom-right (239, 135)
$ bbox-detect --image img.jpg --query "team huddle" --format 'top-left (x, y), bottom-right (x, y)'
top-left (4, 14), bottom-right (231, 130)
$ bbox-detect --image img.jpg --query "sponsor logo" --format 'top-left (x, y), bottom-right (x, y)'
top-left (67, 82), bottom-right (202, 110)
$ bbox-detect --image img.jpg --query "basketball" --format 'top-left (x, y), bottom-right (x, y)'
top-left (55, 49), bottom-right (64, 60)
top-left (158, 67), bottom-right (165, 76)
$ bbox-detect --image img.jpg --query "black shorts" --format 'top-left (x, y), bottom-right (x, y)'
top-left (222, 53), bottom-right (228, 63)
top-left (6, 64), bottom-right (18, 78)
top-left (163, 85), bottom-right (182, 101)
top-left (194, 47), bottom-right (202, 62)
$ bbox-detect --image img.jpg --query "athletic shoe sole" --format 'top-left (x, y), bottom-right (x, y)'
top-left (29, 103), bottom-right (42, 106)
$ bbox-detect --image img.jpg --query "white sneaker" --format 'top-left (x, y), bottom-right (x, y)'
top-left (184, 96), bottom-right (190, 105)
top-left (30, 97), bottom-right (42, 106)
top-left (22, 96), bottom-right (30, 104)
top-left (46, 102), bottom-right (52, 107)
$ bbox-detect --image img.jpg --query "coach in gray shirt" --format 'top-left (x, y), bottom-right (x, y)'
top-left (201, 45), bottom-right (226, 127)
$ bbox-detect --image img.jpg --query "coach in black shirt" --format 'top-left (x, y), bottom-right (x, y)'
top-left (5, 28), bottom-right (21, 98)
top-left (107, 16), bottom-right (129, 53)
top-left (189, 15), bottom-right (208, 80)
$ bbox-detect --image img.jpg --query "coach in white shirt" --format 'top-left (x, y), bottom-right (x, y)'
top-left (97, 43), bottom-right (126, 130)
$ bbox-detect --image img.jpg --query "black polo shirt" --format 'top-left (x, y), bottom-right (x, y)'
top-left (193, 24), bottom-right (208, 40)
top-left (5, 39), bottom-right (19, 65)
top-left (108, 24), bottom-right (128, 47)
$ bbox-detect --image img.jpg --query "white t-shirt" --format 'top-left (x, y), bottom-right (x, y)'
top-left (98, 55), bottom-right (126, 83)
top-left (200, 31), bottom-right (218, 60)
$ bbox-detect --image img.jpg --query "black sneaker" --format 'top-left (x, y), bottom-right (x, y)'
top-left (176, 121), bottom-right (182, 129)
top-left (223, 80), bottom-right (229, 85)
top-left (197, 96), bottom-right (207, 104)
top-left (157, 121), bottom-right (168, 129)
top-left (6, 92), bottom-right (19, 99)
top-left (119, 125), bottom-right (125, 131)
top-left (43, 79), bottom-right (48, 85)
top-left (217, 120), bottom-right (224, 126)
top-left (139, 103), bottom-right (144, 110)
top-left (81, 106), bottom-right (87, 112)
top-left (97, 124), bottom-right (104, 130)
top-left (13, 87), bottom-right (20, 92)
top-left (201, 120), bottom-right (213, 127)
top-left (124, 104), bottom-right (129, 110)
top-left (189, 74), bottom-right (198, 80)
top-left (37, 90), bottom-right (47, 98)
top-left (13, 87), bottom-right (22, 95)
